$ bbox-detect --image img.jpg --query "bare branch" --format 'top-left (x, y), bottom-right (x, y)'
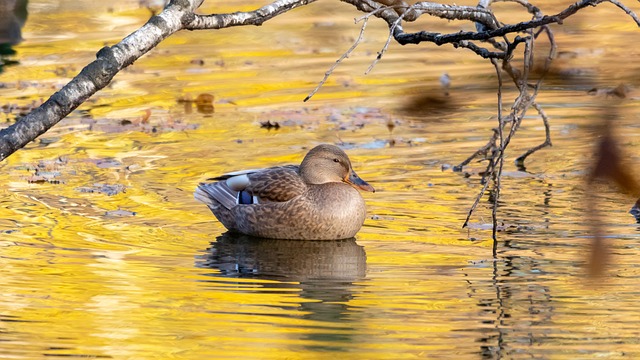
top-left (462, 155), bottom-right (496, 229)
top-left (0, 2), bottom-right (193, 161)
top-left (185, 0), bottom-right (316, 29)
top-left (494, 0), bottom-right (543, 18)
top-left (304, 17), bottom-right (369, 102)
top-left (0, 0), bottom-right (318, 161)
top-left (349, 0), bottom-right (640, 48)
top-left (491, 57), bottom-right (504, 253)
top-left (366, 8), bottom-right (408, 74)
top-left (454, 129), bottom-right (498, 172)
top-left (515, 102), bottom-right (552, 166)
top-left (455, 40), bottom-right (507, 59)
top-left (606, 0), bottom-right (640, 26)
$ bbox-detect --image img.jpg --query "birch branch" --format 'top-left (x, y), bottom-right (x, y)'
top-left (0, 0), bottom-right (314, 161)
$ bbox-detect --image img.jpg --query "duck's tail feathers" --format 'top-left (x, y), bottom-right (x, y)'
top-left (195, 181), bottom-right (237, 210)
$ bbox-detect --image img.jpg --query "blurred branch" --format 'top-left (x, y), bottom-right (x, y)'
top-left (587, 110), bottom-right (640, 276)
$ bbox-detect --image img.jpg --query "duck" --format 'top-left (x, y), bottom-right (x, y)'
top-left (194, 144), bottom-right (375, 240)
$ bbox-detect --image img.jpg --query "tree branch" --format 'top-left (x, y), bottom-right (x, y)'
top-left (185, 0), bottom-right (316, 29)
top-left (341, 0), bottom-right (639, 50)
top-left (0, 0), bottom-right (316, 161)
top-left (0, 2), bottom-right (193, 161)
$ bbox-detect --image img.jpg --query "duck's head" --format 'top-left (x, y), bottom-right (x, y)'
top-left (299, 144), bottom-right (375, 192)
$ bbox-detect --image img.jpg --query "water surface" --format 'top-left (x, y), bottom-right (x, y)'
top-left (1, 0), bottom-right (640, 358)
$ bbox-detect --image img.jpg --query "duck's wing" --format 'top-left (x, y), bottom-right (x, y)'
top-left (195, 165), bottom-right (304, 210)
top-left (242, 165), bottom-right (305, 203)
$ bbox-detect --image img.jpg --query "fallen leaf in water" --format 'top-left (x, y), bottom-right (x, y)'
top-left (195, 94), bottom-right (214, 114)
top-left (28, 173), bottom-right (62, 184)
top-left (140, 109), bottom-right (152, 124)
top-left (260, 120), bottom-right (280, 130)
top-left (610, 84), bottom-right (629, 99)
top-left (39, 137), bottom-right (59, 146)
top-left (52, 66), bottom-right (76, 77)
top-left (1, 98), bottom-right (44, 121)
top-left (386, 119), bottom-right (395, 133)
top-left (177, 93), bottom-right (214, 114)
top-left (20, 157), bottom-right (68, 184)
top-left (82, 117), bottom-right (198, 134)
top-left (105, 209), bottom-right (137, 217)
top-left (76, 183), bottom-right (126, 196)
top-left (587, 84), bottom-right (631, 99)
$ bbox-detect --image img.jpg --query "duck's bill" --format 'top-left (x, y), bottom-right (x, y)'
top-left (346, 171), bottom-right (375, 192)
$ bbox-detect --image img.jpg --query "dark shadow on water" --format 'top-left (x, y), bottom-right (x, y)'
top-left (196, 232), bottom-right (367, 352)
top-left (0, 0), bottom-right (28, 73)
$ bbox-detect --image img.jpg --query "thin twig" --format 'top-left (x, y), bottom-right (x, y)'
top-left (453, 129), bottom-right (498, 172)
top-left (462, 157), bottom-right (495, 228)
top-left (515, 25), bottom-right (556, 166)
top-left (456, 34), bottom-right (530, 173)
top-left (366, 8), bottom-right (408, 74)
top-left (455, 40), bottom-right (508, 59)
top-left (304, 17), bottom-right (369, 101)
top-left (607, 0), bottom-right (640, 26)
top-left (491, 57), bottom-right (504, 254)
top-left (515, 102), bottom-right (552, 166)
top-left (186, 0), bottom-right (317, 29)
top-left (495, 0), bottom-right (542, 18)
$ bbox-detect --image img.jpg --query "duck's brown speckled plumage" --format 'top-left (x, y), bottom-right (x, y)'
top-left (194, 144), bottom-right (374, 240)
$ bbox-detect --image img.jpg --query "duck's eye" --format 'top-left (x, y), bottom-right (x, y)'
top-left (333, 158), bottom-right (340, 163)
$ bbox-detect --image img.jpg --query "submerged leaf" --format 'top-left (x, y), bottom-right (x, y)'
top-left (76, 183), bottom-right (126, 196)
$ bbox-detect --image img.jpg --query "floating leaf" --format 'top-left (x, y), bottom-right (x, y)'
top-left (195, 93), bottom-right (214, 114)
top-left (76, 183), bottom-right (126, 196)
top-left (260, 120), bottom-right (280, 130)
top-left (105, 209), bottom-right (137, 217)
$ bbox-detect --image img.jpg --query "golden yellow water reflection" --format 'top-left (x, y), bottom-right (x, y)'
top-left (1, 0), bottom-right (640, 358)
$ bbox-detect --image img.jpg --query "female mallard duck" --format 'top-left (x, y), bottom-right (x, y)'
top-left (194, 144), bottom-right (374, 240)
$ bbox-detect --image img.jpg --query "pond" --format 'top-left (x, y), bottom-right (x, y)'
top-left (1, 0), bottom-right (640, 358)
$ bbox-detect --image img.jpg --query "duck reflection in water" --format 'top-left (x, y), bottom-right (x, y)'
top-left (196, 232), bottom-right (367, 351)
top-left (197, 232), bottom-right (366, 281)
